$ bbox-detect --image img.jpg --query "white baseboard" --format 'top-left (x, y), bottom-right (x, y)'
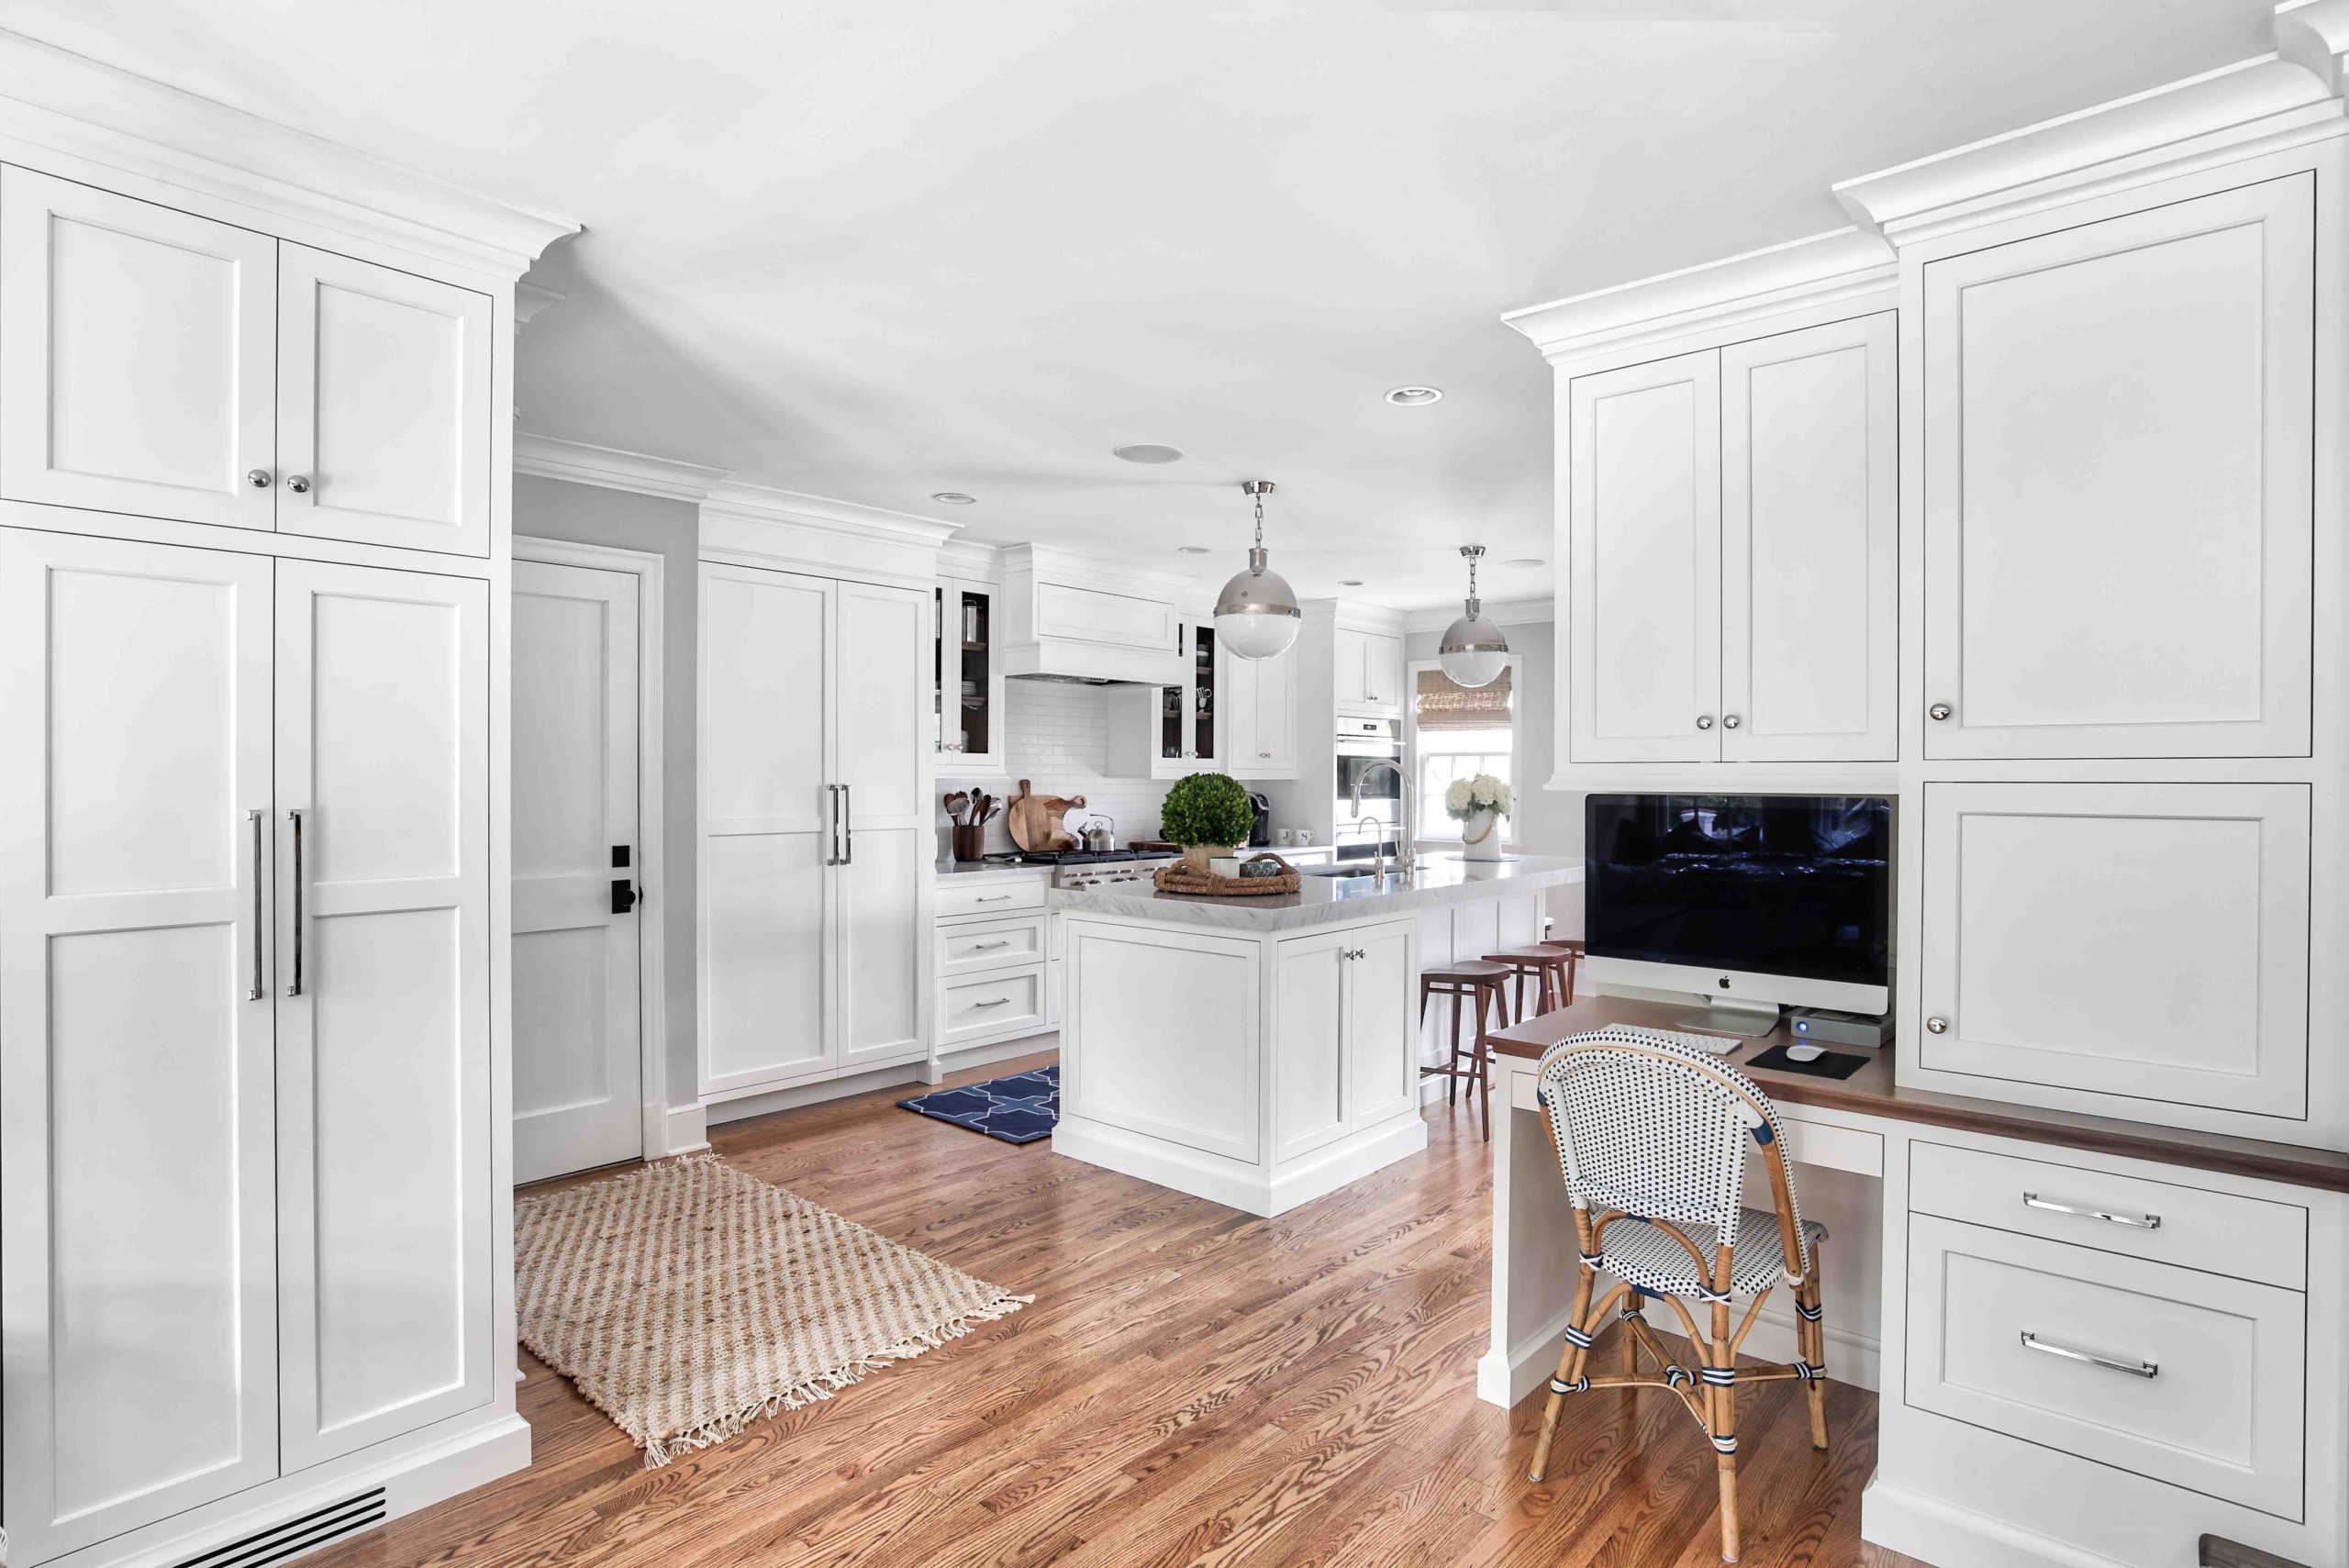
top-left (662, 1100), bottom-right (709, 1155)
top-left (1862, 1477), bottom-right (2138, 1568)
top-left (704, 1061), bottom-right (924, 1127)
top-left (1052, 1111), bottom-right (1428, 1218)
top-left (938, 1033), bottom-right (1057, 1074)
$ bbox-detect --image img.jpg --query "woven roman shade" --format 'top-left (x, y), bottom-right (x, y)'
top-left (1416, 665), bottom-right (1512, 730)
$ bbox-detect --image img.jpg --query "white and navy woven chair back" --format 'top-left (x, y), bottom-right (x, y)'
top-left (1534, 1028), bottom-right (1813, 1277)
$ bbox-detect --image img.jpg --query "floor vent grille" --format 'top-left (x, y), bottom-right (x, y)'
top-left (173, 1488), bottom-right (387, 1568)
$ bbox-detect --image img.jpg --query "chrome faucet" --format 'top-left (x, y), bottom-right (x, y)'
top-left (1351, 814), bottom-right (1388, 876)
top-left (1349, 759), bottom-right (1416, 875)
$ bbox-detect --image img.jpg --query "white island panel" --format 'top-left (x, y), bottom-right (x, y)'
top-left (1063, 924), bottom-right (1260, 1162)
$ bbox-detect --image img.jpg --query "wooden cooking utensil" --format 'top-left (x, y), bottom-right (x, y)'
top-left (944, 791), bottom-right (970, 825)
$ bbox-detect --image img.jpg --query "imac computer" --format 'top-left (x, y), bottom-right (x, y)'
top-left (1584, 794), bottom-right (1891, 1036)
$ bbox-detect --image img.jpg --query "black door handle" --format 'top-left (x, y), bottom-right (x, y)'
top-left (611, 879), bottom-right (639, 914)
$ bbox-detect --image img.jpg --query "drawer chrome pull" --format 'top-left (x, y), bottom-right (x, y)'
top-left (973, 940), bottom-right (1011, 951)
top-left (975, 894), bottom-right (1012, 903)
top-left (973, 996), bottom-right (1010, 1008)
top-left (2019, 1330), bottom-right (2156, 1379)
top-left (2023, 1192), bottom-right (2161, 1230)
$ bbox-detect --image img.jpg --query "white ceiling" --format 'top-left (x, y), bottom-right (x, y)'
top-left (8, 2), bottom-right (2276, 606)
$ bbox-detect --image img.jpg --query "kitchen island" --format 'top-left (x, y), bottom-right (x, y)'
top-left (1048, 854), bottom-right (1582, 1215)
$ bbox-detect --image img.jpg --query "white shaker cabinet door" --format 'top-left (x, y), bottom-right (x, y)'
top-left (1920, 174), bottom-right (2314, 759)
top-left (277, 244), bottom-right (494, 557)
top-left (0, 167), bottom-right (279, 530)
top-left (1346, 919), bottom-right (1418, 1129)
top-left (1918, 783), bottom-right (2310, 1129)
top-left (273, 561), bottom-right (494, 1470)
top-left (699, 563), bottom-right (836, 1094)
top-left (1566, 349), bottom-right (1722, 763)
top-left (1271, 929), bottom-right (1351, 1162)
top-left (835, 578), bottom-right (930, 1072)
top-left (0, 530), bottom-right (281, 1562)
top-left (1720, 312), bottom-right (1897, 762)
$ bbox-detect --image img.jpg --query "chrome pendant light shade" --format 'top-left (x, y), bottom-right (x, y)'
top-left (1438, 545), bottom-right (1509, 687)
top-left (1213, 479), bottom-right (1302, 661)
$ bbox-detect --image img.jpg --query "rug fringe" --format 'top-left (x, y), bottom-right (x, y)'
top-left (640, 1289), bottom-right (1034, 1468)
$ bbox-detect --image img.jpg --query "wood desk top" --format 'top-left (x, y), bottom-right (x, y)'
top-left (1488, 995), bottom-right (2349, 1195)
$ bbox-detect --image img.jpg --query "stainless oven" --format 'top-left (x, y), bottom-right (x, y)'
top-left (1334, 717), bottom-right (1403, 848)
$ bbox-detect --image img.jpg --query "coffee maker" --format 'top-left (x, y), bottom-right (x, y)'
top-left (1249, 791), bottom-right (1273, 848)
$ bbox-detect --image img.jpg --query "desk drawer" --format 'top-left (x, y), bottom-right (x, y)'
top-left (939, 912), bottom-right (1047, 977)
top-left (939, 964), bottom-right (1047, 1048)
top-left (1911, 1141), bottom-right (2306, 1289)
top-left (1907, 1215), bottom-right (2305, 1520)
top-left (938, 877), bottom-right (1046, 918)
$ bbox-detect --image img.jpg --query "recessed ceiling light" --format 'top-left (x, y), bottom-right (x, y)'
top-left (1500, 557), bottom-right (1546, 568)
top-left (1176, 545), bottom-right (1212, 555)
top-left (1385, 385), bottom-right (1443, 406)
top-left (1339, 578), bottom-right (1365, 586)
top-left (930, 492), bottom-right (977, 505)
top-left (1113, 443), bottom-right (1185, 464)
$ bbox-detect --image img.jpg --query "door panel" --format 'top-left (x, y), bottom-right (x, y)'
top-left (0, 530), bottom-right (279, 1562)
top-left (1720, 313), bottom-right (1896, 762)
top-left (1567, 350), bottom-right (1721, 762)
top-left (512, 560), bottom-right (643, 1182)
top-left (1273, 932), bottom-right (1349, 1162)
top-left (1920, 783), bottom-right (2310, 1124)
top-left (0, 168), bottom-right (278, 529)
top-left (275, 561), bottom-right (492, 1469)
top-left (837, 580), bottom-right (929, 1069)
top-left (277, 244), bottom-right (492, 556)
top-left (1921, 174), bottom-right (2313, 758)
top-left (700, 564), bottom-right (835, 1093)
top-left (1348, 921), bottom-right (1417, 1127)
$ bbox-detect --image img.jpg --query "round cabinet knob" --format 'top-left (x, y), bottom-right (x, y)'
top-left (1925, 1016), bottom-right (1950, 1034)
top-left (246, 468), bottom-right (273, 488)
top-left (1929, 702), bottom-right (1953, 721)
top-left (285, 474), bottom-right (312, 495)
top-left (1696, 715), bottom-right (1715, 731)
top-left (1721, 715), bottom-right (1742, 730)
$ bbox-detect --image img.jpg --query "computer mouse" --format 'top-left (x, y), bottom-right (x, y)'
top-left (1785, 1042), bottom-right (1826, 1064)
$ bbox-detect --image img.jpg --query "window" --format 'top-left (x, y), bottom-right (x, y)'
top-left (1411, 662), bottom-right (1515, 841)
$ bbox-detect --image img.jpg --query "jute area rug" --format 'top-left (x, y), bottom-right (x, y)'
top-left (516, 1153), bottom-right (1030, 1465)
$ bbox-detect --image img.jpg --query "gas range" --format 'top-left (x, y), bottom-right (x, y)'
top-left (979, 849), bottom-right (1175, 888)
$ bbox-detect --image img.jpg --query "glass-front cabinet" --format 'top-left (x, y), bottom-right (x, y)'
top-left (934, 579), bottom-right (1006, 773)
top-left (1110, 617), bottom-right (1224, 780)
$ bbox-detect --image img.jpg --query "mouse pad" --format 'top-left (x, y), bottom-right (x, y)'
top-left (1746, 1044), bottom-right (1868, 1080)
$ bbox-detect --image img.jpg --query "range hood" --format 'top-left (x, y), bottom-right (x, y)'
top-left (996, 546), bottom-right (1189, 688)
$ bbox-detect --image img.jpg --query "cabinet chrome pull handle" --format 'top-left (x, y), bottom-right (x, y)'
top-left (976, 894), bottom-right (1012, 903)
top-left (285, 473), bottom-right (312, 495)
top-left (1925, 1016), bottom-right (1949, 1034)
top-left (246, 468), bottom-right (273, 489)
top-left (2022, 1192), bottom-right (2160, 1230)
top-left (825, 784), bottom-right (841, 865)
top-left (1696, 715), bottom-right (1714, 730)
top-left (842, 784), bottom-right (852, 864)
top-left (284, 808), bottom-right (305, 997)
top-left (1721, 714), bottom-right (1742, 729)
top-left (1929, 702), bottom-right (1953, 721)
top-left (247, 809), bottom-right (265, 1000)
top-left (2020, 1330), bottom-right (2156, 1379)
top-left (974, 940), bottom-right (1011, 951)
top-left (974, 996), bottom-right (1009, 1009)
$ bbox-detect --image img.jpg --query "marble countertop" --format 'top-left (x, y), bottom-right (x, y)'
top-left (1047, 853), bottom-right (1584, 931)
top-left (933, 859), bottom-right (1053, 878)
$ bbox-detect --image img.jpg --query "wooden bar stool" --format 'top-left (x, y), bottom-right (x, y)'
top-left (1419, 961), bottom-right (1510, 1140)
top-left (1482, 946), bottom-right (1575, 1022)
top-left (1535, 938), bottom-right (1584, 1006)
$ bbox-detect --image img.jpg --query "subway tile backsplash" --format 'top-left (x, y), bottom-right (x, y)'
top-left (938, 679), bottom-right (1169, 858)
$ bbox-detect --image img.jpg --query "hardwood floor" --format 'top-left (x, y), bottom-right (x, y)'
top-left (312, 1050), bottom-right (1928, 1568)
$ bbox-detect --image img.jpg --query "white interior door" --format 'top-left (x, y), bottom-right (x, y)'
top-left (277, 243), bottom-right (493, 557)
top-left (0, 530), bottom-right (280, 1563)
top-left (0, 167), bottom-right (278, 529)
top-left (700, 563), bottom-right (836, 1094)
top-left (836, 579), bottom-right (930, 1072)
top-left (1920, 173), bottom-right (2314, 759)
top-left (1566, 348), bottom-right (1722, 763)
top-left (274, 560), bottom-right (492, 1470)
top-left (512, 559), bottom-right (644, 1184)
top-left (1720, 312), bottom-right (1897, 762)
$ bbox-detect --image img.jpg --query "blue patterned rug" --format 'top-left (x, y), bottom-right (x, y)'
top-left (897, 1065), bottom-right (1059, 1145)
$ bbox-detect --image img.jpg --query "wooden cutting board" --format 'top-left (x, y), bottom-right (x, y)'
top-left (1008, 779), bottom-right (1085, 851)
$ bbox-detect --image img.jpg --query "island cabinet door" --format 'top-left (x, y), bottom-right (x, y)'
top-left (1345, 919), bottom-right (1418, 1128)
top-left (1272, 929), bottom-right (1352, 1162)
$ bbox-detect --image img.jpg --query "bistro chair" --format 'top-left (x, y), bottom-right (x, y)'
top-left (1525, 1029), bottom-right (1831, 1563)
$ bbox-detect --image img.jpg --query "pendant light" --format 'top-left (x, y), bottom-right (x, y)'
top-left (1439, 544), bottom-right (1509, 687)
top-left (1213, 479), bottom-right (1302, 661)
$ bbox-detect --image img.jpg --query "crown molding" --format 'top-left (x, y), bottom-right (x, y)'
top-left (513, 433), bottom-right (729, 504)
top-left (998, 542), bottom-right (1202, 602)
top-left (1832, 50), bottom-right (2344, 244)
top-left (0, 28), bottom-right (577, 280)
top-left (938, 538), bottom-right (1009, 583)
top-left (2278, 0), bottom-right (2349, 94)
top-left (514, 282), bottom-right (566, 334)
top-left (1503, 228), bottom-right (1895, 365)
top-left (1402, 595), bottom-right (1553, 635)
top-left (703, 479), bottom-right (963, 550)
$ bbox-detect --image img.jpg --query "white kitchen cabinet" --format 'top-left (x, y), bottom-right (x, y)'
top-left (273, 560), bottom-right (492, 1469)
top-left (0, 166), bottom-right (278, 532)
top-left (1915, 782), bottom-right (2311, 1134)
top-left (1110, 617), bottom-right (1226, 779)
top-left (275, 244), bottom-right (493, 557)
top-left (1226, 641), bottom-right (1297, 778)
top-left (934, 577), bottom-right (1006, 773)
top-left (1719, 312), bottom-right (1897, 762)
top-left (700, 562), bottom-right (931, 1099)
top-left (1333, 626), bottom-right (1404, 714)
top-left (1920, 173), bottom-right (2313, 761)
top-left (1270, 919), bottom-right (1416, 1162)
top-left (0, 166), bottom-right (495, 558)
top-left (1565, 348), bottom-right (1721, 764)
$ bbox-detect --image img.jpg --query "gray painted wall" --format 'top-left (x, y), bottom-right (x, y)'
top-left (514, 473), bottom-right (702, 1108)
top-left (1404, 617), bottom-right (1583, 862)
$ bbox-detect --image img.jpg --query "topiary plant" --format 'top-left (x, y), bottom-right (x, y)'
top-left (1159, 772), bottom-right (1256, 865)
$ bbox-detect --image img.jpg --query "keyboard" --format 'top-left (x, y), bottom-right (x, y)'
top-left (1591, 1024), bottom-right (1741, 1057)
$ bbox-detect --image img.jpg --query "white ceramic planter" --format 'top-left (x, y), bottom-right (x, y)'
top-left (1462, 809), bottom-right (1504, 862)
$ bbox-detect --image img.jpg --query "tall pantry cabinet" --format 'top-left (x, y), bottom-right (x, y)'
top-left (0, 61), bottom-right (573, 1568)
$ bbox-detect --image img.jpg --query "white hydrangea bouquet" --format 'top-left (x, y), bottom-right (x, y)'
top-left (1443, 773), bottom-right (1514, 862)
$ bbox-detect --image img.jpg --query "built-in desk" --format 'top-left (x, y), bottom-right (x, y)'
top-left (1479, 995), bottom-right (2349, 1568)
